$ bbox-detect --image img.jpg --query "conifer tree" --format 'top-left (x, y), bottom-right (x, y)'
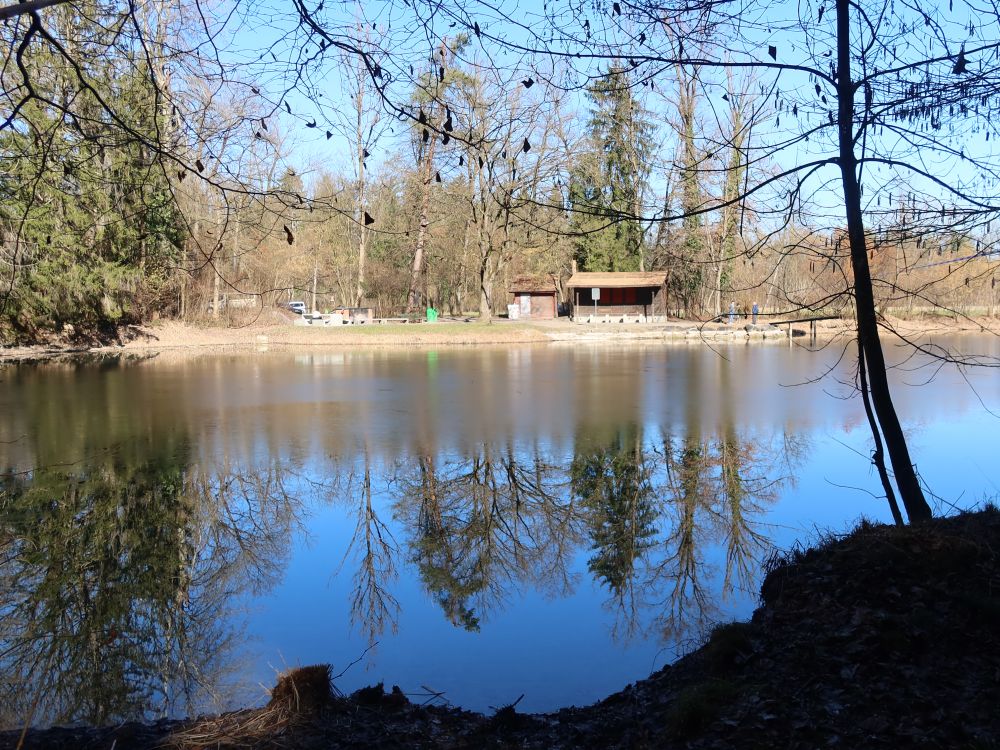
top-left (569, 66), bottom-right (654, 272)
top-left (0, 3), bottom-right (181, 340)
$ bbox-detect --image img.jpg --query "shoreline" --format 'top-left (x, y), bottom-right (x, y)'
top-left (1, 314), bottom-right (996, 364)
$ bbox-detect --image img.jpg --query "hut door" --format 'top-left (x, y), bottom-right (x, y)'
top-left (520, 294), bottom-right (532, 317)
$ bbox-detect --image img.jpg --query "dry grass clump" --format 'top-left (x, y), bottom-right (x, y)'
top-left (162, 665), bottom-right (333, 749)
top-left (162, 704), bottom-right (293, 749)
top-left (267, 664), bottom-right (333, 713)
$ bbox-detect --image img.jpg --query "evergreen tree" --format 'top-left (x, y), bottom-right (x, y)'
top-left (569, 66), bottom-right (654, 272)
top-left (0, 4), bottom-right (181, 341)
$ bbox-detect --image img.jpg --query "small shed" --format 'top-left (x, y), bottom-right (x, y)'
top-left (566, 271), bottom-right (668, 319)
top-left (509, 274), bottom-right (559, 319)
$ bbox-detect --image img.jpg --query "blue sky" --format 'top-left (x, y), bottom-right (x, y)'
top-left (203, 0), bottom-right (1000, 241)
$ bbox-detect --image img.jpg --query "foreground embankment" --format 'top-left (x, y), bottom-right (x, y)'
top-left (5, 507), bottom-right (999, 749)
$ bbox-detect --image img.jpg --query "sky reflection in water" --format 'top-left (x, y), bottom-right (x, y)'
top-left (0, 336), bottom-right (997, 725)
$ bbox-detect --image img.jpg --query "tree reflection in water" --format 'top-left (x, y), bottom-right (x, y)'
top-left (0, 378), bottom-right (804, 728)
top-left (564, 422), bottom-right (793, 643)
top-left (351, 426), bottom-right (800, 648)
top-left (571, 425), bottom-right (657, 631)
top-left (395, 443), bottom-right (582, 632)
top-left (4, 347), bottom-right (986, 723)
top-left (0, 444), bottom-right (302, 728)
top-left (338, 448), bottom-right (400, 646)
top-left (649, 426), bottom-right (788, 640)
top-left (0, 432), bottom-right (801, 727)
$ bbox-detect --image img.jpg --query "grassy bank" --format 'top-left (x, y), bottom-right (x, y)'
top-left (5, 507), bottom-right (999, 749)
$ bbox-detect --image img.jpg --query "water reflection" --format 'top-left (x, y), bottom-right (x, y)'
top-left (326, 423), bottom-right (792, 649)
top-left (0, 442), bottom-right (302, 727)
top-left (0, 341), bottom-right (996, 721)
top-left (0, 425), bottom-right (798, 725)
top-left (396, 444), bottom-right (580, 632)
top-left (572, 425), bottom-right (656, 625)
top-left (652, 427), bottom-right (784, 638)
top-left (341, 450), bottom-right (400, 645)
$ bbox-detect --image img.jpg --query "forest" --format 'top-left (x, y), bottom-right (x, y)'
top-left (1, 0), bottom-right (999, 340)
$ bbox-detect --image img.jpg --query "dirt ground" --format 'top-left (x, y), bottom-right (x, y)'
top-left (1, 312), bottom-right (996, 363)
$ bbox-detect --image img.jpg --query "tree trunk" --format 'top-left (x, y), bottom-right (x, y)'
top-left (836, 0), bottom-right (931, 522)
top-left (209, 203), bottom-right (221, 320)
top-left (717, 70), bottom-right (746, 319)
top-left (354, 51), bottom-right (369, 308)
top-left (458, 215), bottom-right (474, 312)
top-left (407, 135), bottom-right (436, 312)
top-left (857, 340), bottom-right (904, 526)
top-left (478, 237), bottom-right (493, 323)
top-left (182, 220), bottom-right (200, 320)
top-left (179, 268), bottom-right (186, 318)
top-left (676, 59), bottom-right (704, 317)
top-left (713, 260), bottom-right (723, 317)
top-left (212, 267), bottom-right (220, 319)
top-left (232, 215), bottom-right (241, 277)
top-left (356, 218), bottom-right (368, 308)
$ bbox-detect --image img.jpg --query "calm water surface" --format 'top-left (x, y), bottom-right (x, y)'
top-left (1, 336), bottom-right (998, 727)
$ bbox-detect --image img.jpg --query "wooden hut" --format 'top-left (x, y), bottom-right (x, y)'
top-left (567, 271), bottom-right (668, 320)
top-left (509, 274), bottom-right (559, 319)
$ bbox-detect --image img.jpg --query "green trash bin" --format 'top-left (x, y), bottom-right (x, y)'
top-left (426, 306), bottom-right (438, 323)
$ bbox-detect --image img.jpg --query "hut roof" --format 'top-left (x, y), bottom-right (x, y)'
top-left (510, 274), bottom-right (558, 293)
top-left (566, 271), bottom-right (668, 288)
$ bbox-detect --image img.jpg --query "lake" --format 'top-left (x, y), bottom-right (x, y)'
top-left (1, 335), bottom-right (998, 728)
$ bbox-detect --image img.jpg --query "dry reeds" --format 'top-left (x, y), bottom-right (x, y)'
top-left (267, 664), bottom-right (333, 713)
top-left (161, 704), bottom-right (293, 749)
top-left (161, 665), bottom-right (334, 749)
